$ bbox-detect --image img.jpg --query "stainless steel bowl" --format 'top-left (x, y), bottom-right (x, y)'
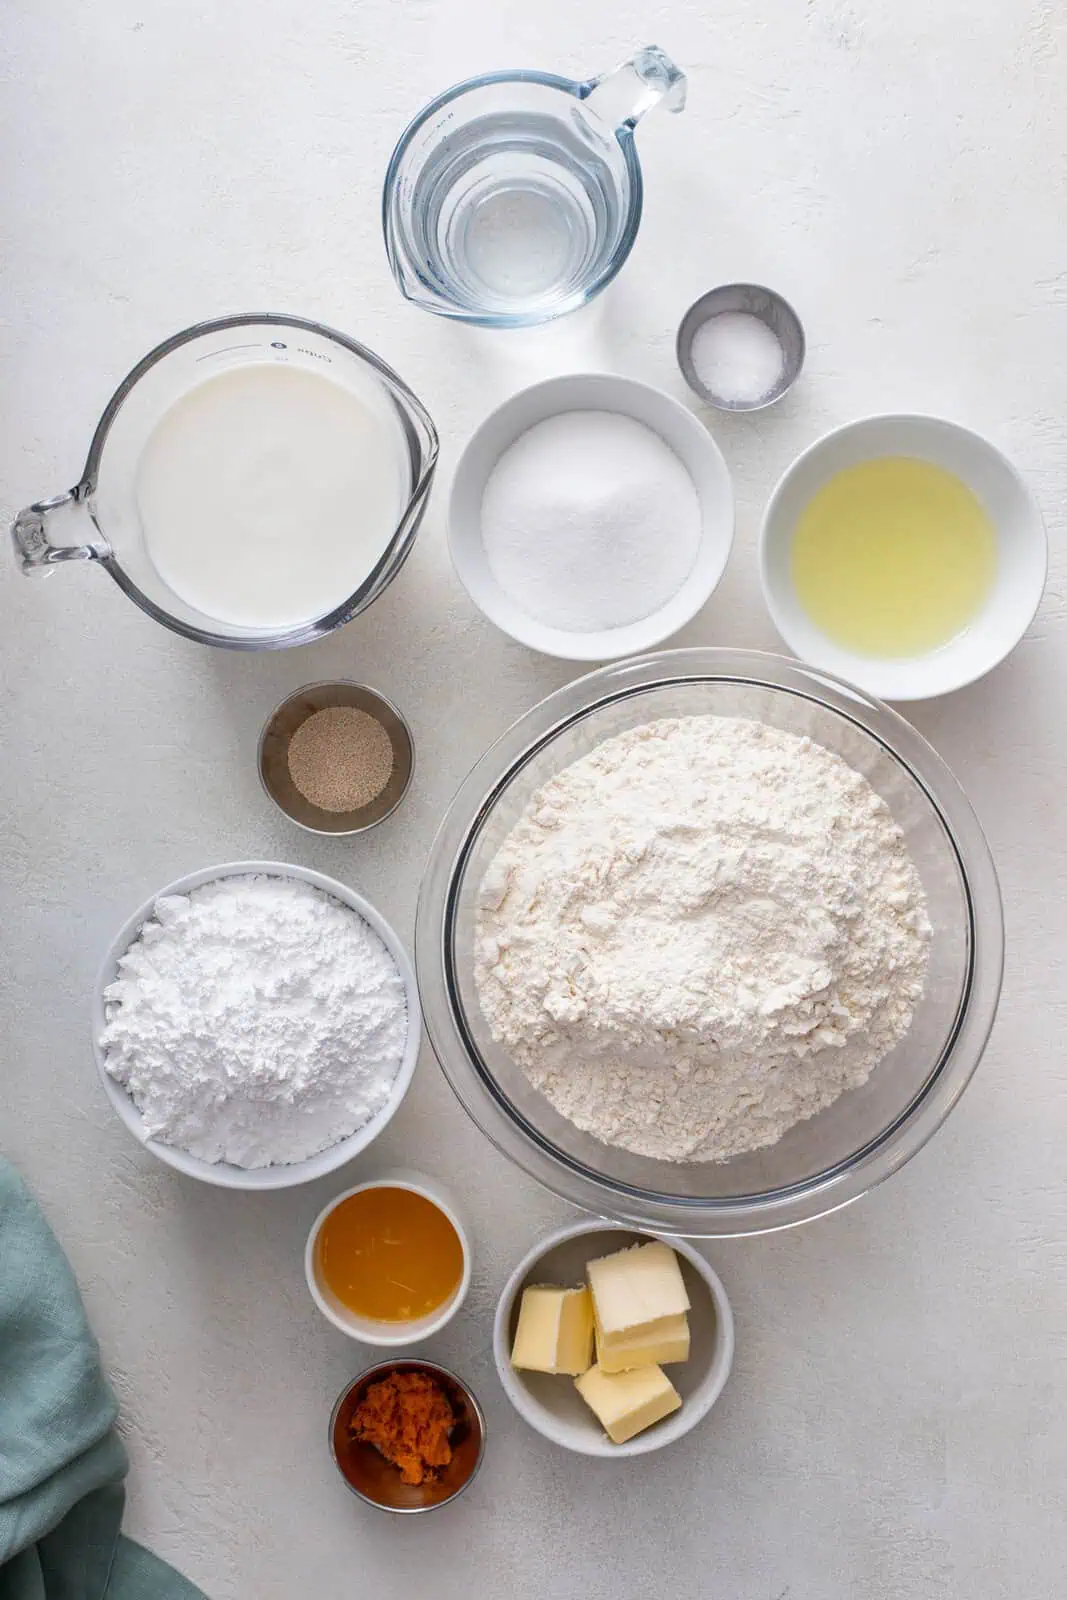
top-left (677, 284), bottom-right (805, 411)
top-left (258, 681), bottom-right (414, 834)
top-left (330, 1360), bottom-right (486, 1513)
top-left (415, 649), bottom-right (1003, 1237)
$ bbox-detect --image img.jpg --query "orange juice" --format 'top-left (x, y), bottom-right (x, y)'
top-left (317, 1186), bottom-right (464, 1322)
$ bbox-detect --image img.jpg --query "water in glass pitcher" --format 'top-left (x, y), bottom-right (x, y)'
top-left (408, 110), bottom-right (626, 319)
top-left (384, 51), bottom-right (687, 327)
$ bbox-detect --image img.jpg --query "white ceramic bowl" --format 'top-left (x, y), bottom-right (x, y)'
top-left (91, 861), bottom-right (421, 1190)
top-left (305, 1169), bottom-right (471, 1344)
top-left (493, 1222), bottom-right (734, 1458)
top-left (760, 414), bottom-right (1046, 700)
top-left (449, 373), bottom-right (734, 661)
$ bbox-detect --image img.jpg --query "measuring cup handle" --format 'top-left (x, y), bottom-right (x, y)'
top-left (582, 45), bottom-right (687, 131)
top-left (11, 487), bottom-right (107, 574)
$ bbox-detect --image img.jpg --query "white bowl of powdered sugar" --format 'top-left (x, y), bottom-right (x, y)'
top-left (92, 862), bottom-right (420, 1189)
top-left (449, 374), bottom-right (734, 661)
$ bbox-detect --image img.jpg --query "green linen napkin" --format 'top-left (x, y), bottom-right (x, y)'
top-left (0, 1160), bottom-right (207, 1600)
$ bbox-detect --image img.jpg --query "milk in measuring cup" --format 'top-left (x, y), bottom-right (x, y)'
top-left (136, 364), bottom-right (407, 629)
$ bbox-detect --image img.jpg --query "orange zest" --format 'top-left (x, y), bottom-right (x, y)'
top-left (349, 1371), bottom-right (455, 1486)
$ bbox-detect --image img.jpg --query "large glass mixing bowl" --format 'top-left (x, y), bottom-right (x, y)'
top-left (416, 650), bottom-right (1003, 1236)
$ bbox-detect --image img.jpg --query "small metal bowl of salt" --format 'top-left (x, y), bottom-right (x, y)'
top-left (258, 680), bottom-right (414, 835)
top-left (676, 284), bottom-right (805, 412)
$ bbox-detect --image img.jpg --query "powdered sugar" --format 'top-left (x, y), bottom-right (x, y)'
top-left (479, 410), bottom-right (702, 632)
top-left (100, 875), bottom-right (408, 1168)
top-left (475, 716), bottom-right (930, 1163)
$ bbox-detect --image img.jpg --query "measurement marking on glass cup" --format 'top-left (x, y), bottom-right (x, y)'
top-left (195, 342), bottom-right (262, 361)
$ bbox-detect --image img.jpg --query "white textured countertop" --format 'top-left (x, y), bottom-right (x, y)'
top-left (4, 3), bottom-right (1066, 1596)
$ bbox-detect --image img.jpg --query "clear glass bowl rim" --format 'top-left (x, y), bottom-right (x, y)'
top-left (415, 647), bottom-right (1004, 1237)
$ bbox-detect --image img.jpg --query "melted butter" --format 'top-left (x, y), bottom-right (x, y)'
top-left (791, 456), bottom-right (997, 657)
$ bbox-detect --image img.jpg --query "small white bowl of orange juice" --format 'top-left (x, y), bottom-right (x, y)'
top-left (760, 414), bottom-right (1046, 700)
top-left (305, 1170), bottom-right (471, 1345)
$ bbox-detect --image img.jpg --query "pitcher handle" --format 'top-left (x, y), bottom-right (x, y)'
top-left (11, 487), bottom-right (107, 575)
top-left (582, 45), bottom-right (687, 131)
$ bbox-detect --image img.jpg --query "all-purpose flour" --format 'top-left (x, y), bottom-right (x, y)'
top-left (475, 716), bottom-right (931, 1163)
top-left (101, 875), bottom-right (408, 1167)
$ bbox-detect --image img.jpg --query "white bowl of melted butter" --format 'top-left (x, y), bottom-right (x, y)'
top-left (760, 414), bottom-right (1046, 700)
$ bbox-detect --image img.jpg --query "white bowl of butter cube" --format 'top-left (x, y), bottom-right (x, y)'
top-left (493, 1223), bottom-right (734, 1458)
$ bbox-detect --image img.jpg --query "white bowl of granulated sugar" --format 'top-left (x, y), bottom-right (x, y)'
top-left (449, 373), bottom-right (735, 661)
top-left (92, 861), bottom-right (421, 1189)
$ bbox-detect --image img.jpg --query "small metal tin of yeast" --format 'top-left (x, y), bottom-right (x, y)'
top-left (258, 680), bottom-right (414, 835)
top-left (330, 1359), bottom-right (487, 1514)
top-left (677, 283), bottom-right (805, 411)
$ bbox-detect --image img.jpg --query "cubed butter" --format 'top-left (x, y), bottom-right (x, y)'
top-left (595, 1310), bottom-right (690, 1373)
top-left (587, 1241), bottom-right (690, 1341)
top-left (574, 1362), bottom-right (682, 1444)
top-left (511, 1284), bottom-right (594, 1375)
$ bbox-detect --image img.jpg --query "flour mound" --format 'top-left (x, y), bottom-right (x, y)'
top-left (474, 716), bottom-right (931, 1164)
top-left (101, 875), bottom-right (407, 1168)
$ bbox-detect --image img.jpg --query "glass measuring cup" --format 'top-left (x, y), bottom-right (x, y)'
top-left (11, 314), bottom-right (439, 649)
top-left (383, 46), bottom-right (687, 328)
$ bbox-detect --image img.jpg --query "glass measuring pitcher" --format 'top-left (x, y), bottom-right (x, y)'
top-left (11, 314), bottom-right (439, 649)
top-left (382, 46), bottom-right (687, 328)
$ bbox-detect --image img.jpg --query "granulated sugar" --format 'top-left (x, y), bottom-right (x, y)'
top-left (479, 410), bottom-right (702, 632)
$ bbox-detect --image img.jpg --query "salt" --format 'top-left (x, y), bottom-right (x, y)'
top-left (689, 312), bottom-right (785, 406)
top-left (479, 410), bottom-right (702, 633)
